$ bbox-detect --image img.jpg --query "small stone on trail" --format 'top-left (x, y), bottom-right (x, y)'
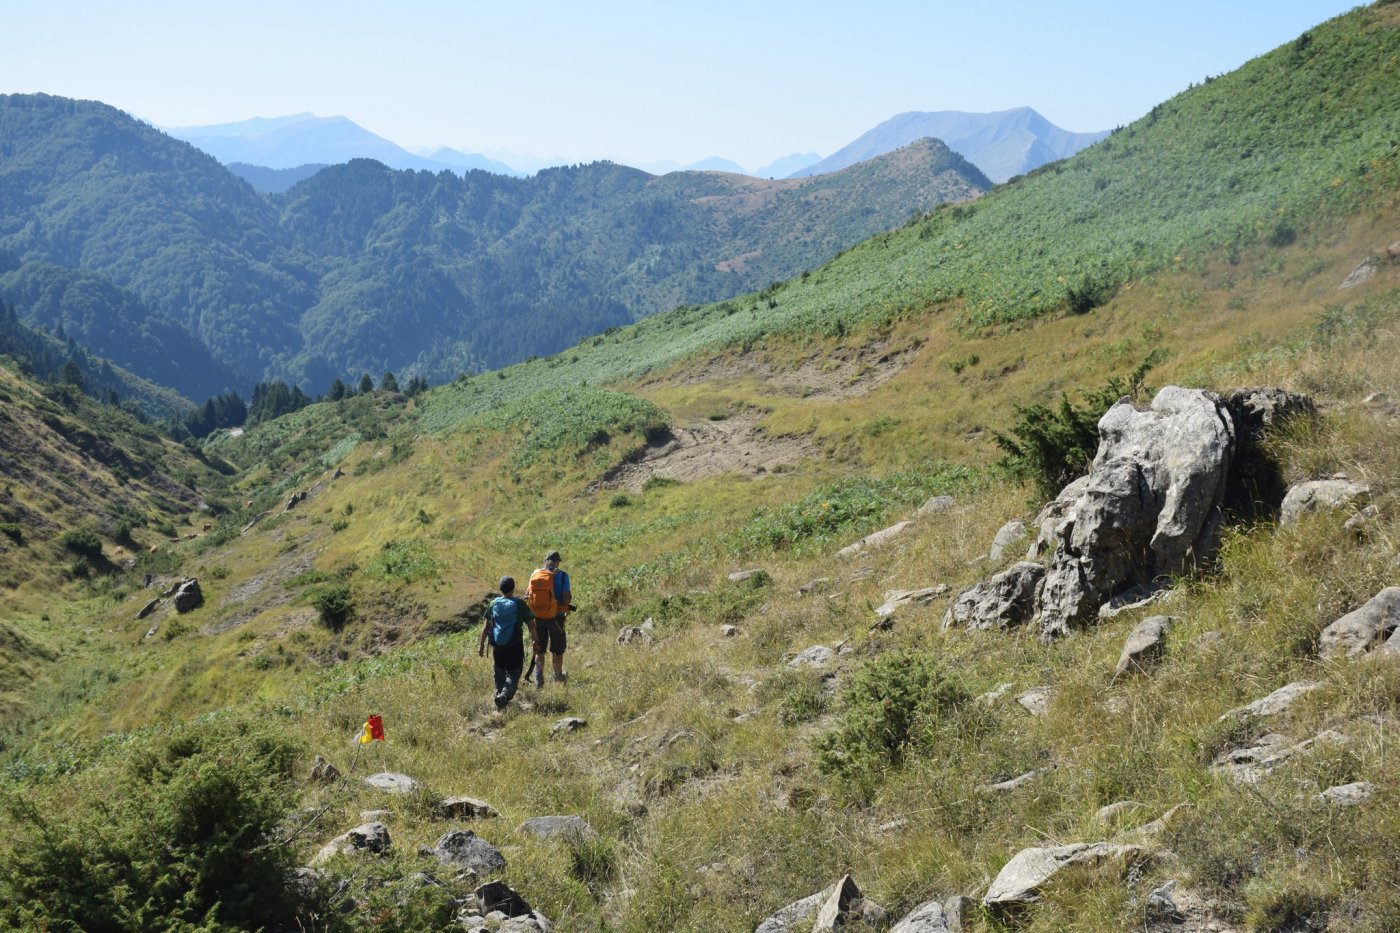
top-left (552, 717), bottom-right (587, 735)
top-left (363, 772), bottom-right (420, 794)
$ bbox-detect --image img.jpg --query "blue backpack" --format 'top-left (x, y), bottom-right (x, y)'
top-left (488, 596), bottom-right (525, 647)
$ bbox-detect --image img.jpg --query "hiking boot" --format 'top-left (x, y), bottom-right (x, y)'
top-left (553, 671), bottom-right (568, 684)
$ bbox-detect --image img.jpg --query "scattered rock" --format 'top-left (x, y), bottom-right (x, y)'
top-left (889, 897), bottom-right (956, 933)
top-left (1098, 582), bottom-right (1171, 620)
top-left (942, 562), bottom-right (1045, 631)
top-left (754, 874), bottom-right (884, 933)
top-left (1319, 587), bottom-right (1400, 659)
top-left (720, 624), bottom-right (739, 637)
top-left (1219, 681), bottom-right (1322, 721)
top-left (979, 766), bottom-right (1053, 794)
top-left (359, 809), bottom-right (393, 821)
top-left (813, 874), bottom-right (886, 931)
top-left (1280, 478), bottom-right (1371, 528)
top-left (876, 585), bottom-right (950, 618)
top-left (617, 626), bottom-right (654, 646)
top-left (728, 568), bottom-right (767, 583)
top-left (172, 578), bottom-right (203, 613)
top-left (917, 495), bottom-right (956, 516)
top-left (1211, 730), bottom-right (1349, 784)
top-left (310, 821), bottom-right (391, 866)
top-left (798, 577), bottom-right (831, 596)
top-left (363, 772), bottom-right (420, 794)
top-left (283, 490), bottom-right (308, 512)
top-left (1317, 781), bottom-right (1375, 806)
top-left (517, 815), bottom-right (596, 841)
top-left (434, 796), bottom-right (498, 820)
top-left (989, 519), bottom-right (1028, 562)
top-left (1016, 686), bottom-right (1053, 716)
top-left (308, 755), bottom-right (341, 784)
top-left (943, 895), bottom-right (975, 932)
top-left (983, 842), bottom-right (1145, 910)
top-left (1339, 258), bottom-right (1377, 289)
top-left (1344, 503), bottom-right (1380, 537)
top-left (475, 879), bottom-right (535, 918)
top-left (240, 510), bottom-right (272, 534)
top-left (787, 645), bottom-right (836, 669)
top-left (552, 717), bottom-right (587, 735)
top-left (137, 598), bottom-right (161, 620)
top-left (835, 520), bottom-right (913, 559)
top-left (1128, 803), bottom-right (1190, 840)
top-left (1113, 615), bottom-right (1173, 680)
top-left (426, 829), bottom-right (505, 875)
top-left (976, 683), bottom-right (1015, 705)
top-left (1093, 800), bottom-right (1145, 830)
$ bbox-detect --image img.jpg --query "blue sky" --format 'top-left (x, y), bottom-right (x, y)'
top-left (3, 1), bottom-right (1363, 171)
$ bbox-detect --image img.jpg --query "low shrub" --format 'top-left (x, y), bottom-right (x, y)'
top-left (59, 529), bottom-right (102, 559)
top-left (0, 718), bottom-right (315, 931)
top-left (308, 582), bottom-right (354, 629)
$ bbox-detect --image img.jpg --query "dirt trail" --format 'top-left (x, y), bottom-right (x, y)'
top-left (666, 339), bottom-right (919, 401)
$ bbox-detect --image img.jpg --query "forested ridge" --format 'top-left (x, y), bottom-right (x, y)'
top-left (0, 93), bottom-right (989, 396)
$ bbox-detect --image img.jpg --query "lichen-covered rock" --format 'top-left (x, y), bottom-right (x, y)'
top-left (1219, 681), bottom-right (1321, 721)
top-left (989, 519), bottom-right (1028, 562)
top-left (434, 796), bottom-right (498, 820)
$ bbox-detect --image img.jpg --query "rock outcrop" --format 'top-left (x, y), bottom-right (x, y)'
top-left (1030, 387), bottom-right (1311, 638)
top-left (943, 562), bottom-right (1044, 631)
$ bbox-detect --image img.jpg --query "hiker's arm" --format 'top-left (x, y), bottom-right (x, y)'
top-left (528, 617), bottom-right (540, 651)
top-left (477, 623), bottom-right (488, 657)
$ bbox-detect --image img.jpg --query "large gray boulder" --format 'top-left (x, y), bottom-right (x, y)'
top-left (1319, 587), bottom-right (1400, 659)
top-left (943, 562), bottom-right (1045, 631)
top-left (983, 843), bottom-right (1144, 910)
top-left (1032, 386), bottom-right (1313, 638)
top-left (1038, 388), bottom-right (1237, 638)
top-left (172, 578), bottom-right (203, 613)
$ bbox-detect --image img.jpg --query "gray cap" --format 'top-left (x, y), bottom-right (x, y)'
top-left (545, 550), bottom-right (561, 563)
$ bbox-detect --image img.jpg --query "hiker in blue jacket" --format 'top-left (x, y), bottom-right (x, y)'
top-left (477, 576), bottom-right (538, 711)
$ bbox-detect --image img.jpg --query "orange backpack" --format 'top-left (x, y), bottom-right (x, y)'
top-left (526, 568), bottom-right (558, 619)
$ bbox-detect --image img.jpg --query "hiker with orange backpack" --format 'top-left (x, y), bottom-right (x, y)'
top-left (526, 550), bottom-right (572, 687)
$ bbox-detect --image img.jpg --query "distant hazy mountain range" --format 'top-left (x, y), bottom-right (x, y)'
top-left (163, 114), bottom-right (520, 177)
top-left (792, 108), bottom-right (1109, 183)
top-left (164, 109), bottom-right (1103, 190)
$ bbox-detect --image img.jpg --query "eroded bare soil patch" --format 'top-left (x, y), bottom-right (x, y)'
top-left (593, 412), bottom-right (817, 492)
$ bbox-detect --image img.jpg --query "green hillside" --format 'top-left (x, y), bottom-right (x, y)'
top-left (2, 5), bottom-right (1400, 932)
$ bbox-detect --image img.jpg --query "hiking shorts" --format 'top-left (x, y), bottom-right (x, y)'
top-left (536, 615), bottom-right (567, 656)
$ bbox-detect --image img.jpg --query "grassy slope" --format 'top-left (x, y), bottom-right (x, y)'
top-left (3, 5), bottom-right (1400, 931)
